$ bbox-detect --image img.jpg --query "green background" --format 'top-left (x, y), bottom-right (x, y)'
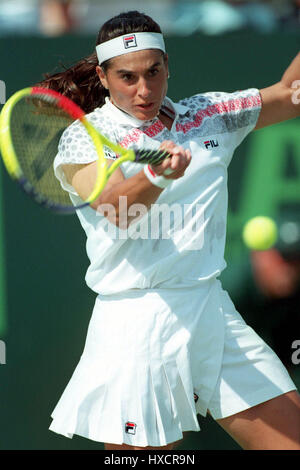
top-left (0, 32), bottom-right (299, 450)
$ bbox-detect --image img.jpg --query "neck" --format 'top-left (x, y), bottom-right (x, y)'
top-left (158, 108), bottom-right (174, 131)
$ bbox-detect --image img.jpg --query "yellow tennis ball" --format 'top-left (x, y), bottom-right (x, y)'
top-left (242, 216), bottom-right (277, 251)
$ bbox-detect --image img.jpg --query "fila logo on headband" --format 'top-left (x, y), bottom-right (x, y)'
top-left (123, 34), bottom-right (137, 49)
top-left (96, 32), bottom-right (165, 65)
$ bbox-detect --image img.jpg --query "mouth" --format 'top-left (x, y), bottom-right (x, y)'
top-left (136, 102), bottom-right (155, 111)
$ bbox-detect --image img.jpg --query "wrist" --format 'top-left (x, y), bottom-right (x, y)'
top-left (143, 164), bottom-right (173, 189)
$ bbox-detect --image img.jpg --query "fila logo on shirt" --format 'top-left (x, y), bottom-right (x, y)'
top-left (204, 139), bottom-right (219, 149)
top-left (125, 421), bottom-right (137, 434)
top-left (123, 34), bottom-right (137, 49)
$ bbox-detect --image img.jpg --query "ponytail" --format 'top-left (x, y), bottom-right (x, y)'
top-left (36, 52), bottom-right (108, 114)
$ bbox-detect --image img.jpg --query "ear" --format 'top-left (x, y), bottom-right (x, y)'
top-left (96, 65), bottom-right (109, 90)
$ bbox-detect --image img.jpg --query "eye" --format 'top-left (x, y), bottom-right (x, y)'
top-left (149, 68), bottom-right (159, 77)
top-left (121, 73), bottom-right (133, 82)
top-left (121, 73), bottom-right (131, 82)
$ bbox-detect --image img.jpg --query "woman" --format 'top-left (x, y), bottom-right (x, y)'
top-left (44, 11), bottom-right (300, 450)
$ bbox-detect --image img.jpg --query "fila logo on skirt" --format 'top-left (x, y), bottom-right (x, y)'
top-left (125, 421), bottom-right (137, 434)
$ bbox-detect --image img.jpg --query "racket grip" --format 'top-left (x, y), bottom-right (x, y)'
top-left (134, 149), bottom-right (171, 165)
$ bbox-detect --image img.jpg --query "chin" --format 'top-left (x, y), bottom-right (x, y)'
top-left (137, 113), bottom-right (156, 121)
top-left (135, 108), bottom-right (159, 122)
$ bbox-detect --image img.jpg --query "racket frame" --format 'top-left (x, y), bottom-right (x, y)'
top-left (0, 87), bottom-right (133, 211)
top-left (0, 86), bottom-right (166, 212)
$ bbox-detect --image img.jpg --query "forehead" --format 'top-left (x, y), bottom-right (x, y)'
top-left (109, 49), bottom-right (164, 71)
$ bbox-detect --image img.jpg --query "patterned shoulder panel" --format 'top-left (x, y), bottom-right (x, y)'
top-left (57, 107), bottom-right (118, 166)
top-left (176, 89), bottom-right (262, 139)
top-left (87, 108), bottom-right (119, 160)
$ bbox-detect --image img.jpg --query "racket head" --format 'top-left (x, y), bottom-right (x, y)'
top-left (0, 87), bottom-right (108, 213)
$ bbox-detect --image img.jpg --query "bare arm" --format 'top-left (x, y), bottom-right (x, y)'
top-left (255, 51), bottom-right (300, 130)
top-left (62, 141), bottom-right (191, 227)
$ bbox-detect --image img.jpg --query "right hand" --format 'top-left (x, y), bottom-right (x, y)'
top-left (151, 140), bottom-right (192, 179)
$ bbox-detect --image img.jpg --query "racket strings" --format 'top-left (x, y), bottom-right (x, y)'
top-left (4, 89), bottom-right (174, 212)
top-left (11, 97), bottom-right (74, 206)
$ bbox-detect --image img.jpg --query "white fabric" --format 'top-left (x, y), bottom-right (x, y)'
top-left (96, 32), bottom-right (166, 64)
top-left (143, 164), bottom-right (173, 188)
top-left (54, 90), bottom-right (262, 296)
top-left (49, 88), bottom-right (297, 447)
top-left (207, 287), bottom-right (296, 419)
top-left (49, 280), bottom-right (296, 447)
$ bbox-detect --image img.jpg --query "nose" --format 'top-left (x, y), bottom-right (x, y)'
top-left (137, 77), bottom-right (151, 99)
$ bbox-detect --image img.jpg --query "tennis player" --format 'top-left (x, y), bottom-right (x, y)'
top-left (44, 11), bottom-right (300, 450)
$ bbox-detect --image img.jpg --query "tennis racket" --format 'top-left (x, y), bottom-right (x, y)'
top-left (0, 87), bottom-right (171, 214)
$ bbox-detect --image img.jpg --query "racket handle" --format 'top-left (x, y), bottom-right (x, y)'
top-left (134, 149), bottom-right (171, 165)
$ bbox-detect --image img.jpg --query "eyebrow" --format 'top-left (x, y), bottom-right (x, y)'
top-left (115, 62), bottom-right (162, 75)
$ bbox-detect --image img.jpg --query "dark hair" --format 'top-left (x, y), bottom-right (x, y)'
top-left (36, 11), bottom-right (162, 113)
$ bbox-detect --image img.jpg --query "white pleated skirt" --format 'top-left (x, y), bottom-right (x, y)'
top-left (49, 279), bottom-right (296, 447)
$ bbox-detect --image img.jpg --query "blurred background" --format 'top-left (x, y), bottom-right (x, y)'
top-left (0, 0), bottom-right (299, 36)
top-left (0, 0), bottom-right (299, 451)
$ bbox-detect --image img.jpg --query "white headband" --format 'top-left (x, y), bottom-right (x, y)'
top-left (96, 32), bottom-right (166, 65)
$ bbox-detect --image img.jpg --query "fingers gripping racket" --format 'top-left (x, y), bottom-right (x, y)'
top-left (0, 87), bottom-right (170, 213)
